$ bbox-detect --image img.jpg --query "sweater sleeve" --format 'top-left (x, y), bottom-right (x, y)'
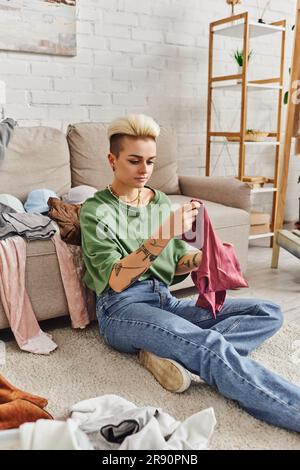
top-left (80, 203), bottom-right (124, 295)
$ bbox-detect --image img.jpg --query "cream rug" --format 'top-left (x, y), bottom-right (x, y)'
top-left (1, 319), bottom-right (300, 450)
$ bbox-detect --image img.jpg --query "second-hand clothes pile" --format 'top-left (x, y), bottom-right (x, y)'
top-left (0, 185), bottom-right (97, 355)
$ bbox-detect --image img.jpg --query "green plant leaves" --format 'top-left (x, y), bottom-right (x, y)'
top-left (232, 49), bottom-right (253, 66)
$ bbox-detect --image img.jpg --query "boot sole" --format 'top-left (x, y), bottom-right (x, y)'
top-left (139, 350), bottom-right (191, 393)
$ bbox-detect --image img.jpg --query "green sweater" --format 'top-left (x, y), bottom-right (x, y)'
top-left (80, 187), bottom-right (190, 295)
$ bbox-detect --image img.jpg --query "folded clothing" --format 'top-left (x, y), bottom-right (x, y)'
top-left (0, 194), bottom-right (25, 213)
top-left (0, 212), bottom-right (57, 241)
top-left (0, 202), bottom-right (16, 216)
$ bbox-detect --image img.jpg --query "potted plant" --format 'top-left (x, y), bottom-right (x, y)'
top-left (232, 49), bottom-right (253, 81)
top-left (232, 48), bottom-right (253, 68)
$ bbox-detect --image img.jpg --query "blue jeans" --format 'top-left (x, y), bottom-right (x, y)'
top-left (96, 278), bottom-right (300, 433)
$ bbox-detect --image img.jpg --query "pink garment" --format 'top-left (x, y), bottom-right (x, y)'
top-left (191, 203), bottom-right (248, 318)
top-left (0, 236), bottom-right (57, 354)
top-left (66, 244), bottom-right (96, 323)
top-left (0, 233), bottom-right (93, 354)
top-left (51, 233), bottom-right (92, 329)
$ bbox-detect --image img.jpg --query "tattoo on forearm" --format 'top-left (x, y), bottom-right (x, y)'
top-left (137, 244), bottom-right (157, 262)
top-left (149, 239), bottom-right (165, 249)
top-left (113, 263), bottom-right (147, 277)
top-left (177, 252), bottom-right (200, 273)
top-left (113, 263), bottom-right (122, 276)
top-left (183, 259), bottom-right (191, 268)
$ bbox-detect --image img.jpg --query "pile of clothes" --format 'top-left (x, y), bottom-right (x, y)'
top-left (0, 385), bottom-right (216, 450)
top-left (0, 185), bottom-right (96, 245)
top-left (0, 185), bottom-right (97, 354)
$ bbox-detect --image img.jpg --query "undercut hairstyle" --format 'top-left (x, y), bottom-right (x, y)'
top-left (107, 114), bottom-right (160, 157)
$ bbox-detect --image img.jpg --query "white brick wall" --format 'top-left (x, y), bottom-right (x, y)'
top-left (0, 0), bottom-right (298, 217)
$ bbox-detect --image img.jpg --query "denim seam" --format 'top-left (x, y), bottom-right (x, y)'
top-left (107, 315), bottom-right (300, 414)
top-left (193, 303), bottom-right (261, 328)
top-left (215, 318), bottom-right (243, 335)
top-left (217, 302), bottom-right (261, 335)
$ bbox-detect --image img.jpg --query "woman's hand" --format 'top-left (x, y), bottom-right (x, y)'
top-left (191, 251), bottom-right (202, 271)
top-left (157, 201), bottom-right (201, 239)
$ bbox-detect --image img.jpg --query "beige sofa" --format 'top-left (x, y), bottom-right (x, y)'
top-left (0, 123), bottom-right (251, 329)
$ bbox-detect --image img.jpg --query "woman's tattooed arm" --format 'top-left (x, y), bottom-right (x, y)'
top-left (109, 237), bottom-right (169, 293)
top-left (174, 251), bottom-right (202, 276)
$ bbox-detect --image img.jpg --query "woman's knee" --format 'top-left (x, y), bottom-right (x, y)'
top-left (256, 300), bottom-right (283, 330)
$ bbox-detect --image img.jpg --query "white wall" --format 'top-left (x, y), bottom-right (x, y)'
top-left (0, 0), bottom-right (298, 218)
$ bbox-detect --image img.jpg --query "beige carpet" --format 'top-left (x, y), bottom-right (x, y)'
top-left (1, 318), bottom-right (300, 450)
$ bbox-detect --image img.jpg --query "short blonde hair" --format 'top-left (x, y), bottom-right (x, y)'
top-left (108, 114), bottom-right (160, 140)
top-left (108, 114), bottom-right (160, 157)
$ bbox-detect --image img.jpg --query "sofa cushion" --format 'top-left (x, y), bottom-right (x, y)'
top-left (67, 122), bottom-right (180, 194)
top-left (67, 122), bottom-right (111, 190)
top-left (0, 127), bottom-right (71, 202)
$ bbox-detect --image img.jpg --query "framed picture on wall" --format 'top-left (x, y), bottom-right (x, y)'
top-left (0, 0), bottom-right (76, 56)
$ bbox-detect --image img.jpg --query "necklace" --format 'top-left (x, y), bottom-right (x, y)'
top-left (108, 184), bottom-right (142, 206)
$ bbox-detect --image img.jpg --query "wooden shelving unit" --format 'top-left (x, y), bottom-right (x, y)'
top-left (206, 12), bottom-right (286, 241)
top-left (272, 0), bottom-right (300, 267)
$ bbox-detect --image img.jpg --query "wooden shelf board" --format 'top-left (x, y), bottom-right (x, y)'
top-left (251, 187), bottom-right (278, 194)
top-left (249, 232), bottom-right (274, 240)
top-left (212, 82), bottom-right (282, 91)
top-left (214, 21), bottom-right (285, 38)
top-left (242, 141), bottom-right (280, 146)
top-left (210, 140), bottom-right (280, 146)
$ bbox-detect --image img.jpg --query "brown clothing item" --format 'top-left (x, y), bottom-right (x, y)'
top-left (0, 399), bottom-right (53, 430)
top-left (47, 197), bottom-right (82, 245)
top-left (0, 374), bottom-right (48, 408)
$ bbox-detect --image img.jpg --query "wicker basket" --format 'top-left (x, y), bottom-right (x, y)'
top-left (227, 131), bottom-right (269, 142)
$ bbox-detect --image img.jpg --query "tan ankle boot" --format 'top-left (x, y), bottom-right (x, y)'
top-left (0, 399), bottom-right (53, 430)
top-left (0, 374), bottom-right (48, 408)
top-left (139, 350), bottom-right (191, 393)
